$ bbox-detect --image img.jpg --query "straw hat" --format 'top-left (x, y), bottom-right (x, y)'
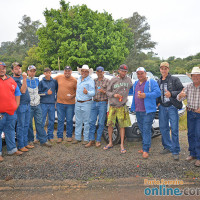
top-left (186, 66), bottom-right (200, 78)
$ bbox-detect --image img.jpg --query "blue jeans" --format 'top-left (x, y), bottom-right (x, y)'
top-left (136, 112), bottom-right (155, 153)
top-left (89, 101), bottom-right (107, 142)
top-left (75, 101), bottom-right (92, 141)
top-left (187, 111), bottom-right (200, 160)
top-left (0, 112), bottom-right (17, 155)
top-left (16, 104), bottom-right (30, 149)
top-left (41, 103), bottom-right (55, 140)
top-left (28, 104), bottom-right (47, 144)
top-left (57, 103), bottom-right (75, 139)
top-left (159, 105), bottom-right (180, 155)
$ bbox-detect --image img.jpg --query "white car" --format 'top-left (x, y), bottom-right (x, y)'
top-left (172, 74), bottom-right (192, 87)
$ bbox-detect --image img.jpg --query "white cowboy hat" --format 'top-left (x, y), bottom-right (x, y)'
top-left (186, 66), bottom-right (200, 78)
top-left (77, 65), bottom-right (93, 75)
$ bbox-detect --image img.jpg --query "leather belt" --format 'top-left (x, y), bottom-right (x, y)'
top-left (94, 100), bottom-right (108, 102)
top-left (77, 99), bottom-right (92, 103)
top-left (186, 107), bottom-right (195, 112)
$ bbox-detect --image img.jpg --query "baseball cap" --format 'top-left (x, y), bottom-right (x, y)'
top-left (96, 66), bottom-right (104, 71)
top-left (119, 64), bottom-right (128, 71)
top-left (136, 67), bottom-right (146, 72)
top-left (64, 66), bottom-right (72, 70)
top-left (28, 65), bottom-right (36, 71)
top-left (160, 62), bottom-right (169, 68)
top-left (0, 61), bottom-right (6, 67)
top-left (11, 62), bottom-right (22, 69)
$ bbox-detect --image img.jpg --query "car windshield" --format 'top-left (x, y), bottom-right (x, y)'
top-left (176, 75), bottom-right (192, 83)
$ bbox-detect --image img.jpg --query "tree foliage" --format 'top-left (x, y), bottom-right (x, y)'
top-left (124, 12), bottom-right (157, 71)
top-left (37, 0), bottom-right (133, 71)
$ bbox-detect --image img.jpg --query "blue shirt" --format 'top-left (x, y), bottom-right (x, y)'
top-left (76, 76), bottom-right (95, 101)
top-left (13, 76), bottom-right (30, 104)
top-left (15, 85), bottom-right (21, 96)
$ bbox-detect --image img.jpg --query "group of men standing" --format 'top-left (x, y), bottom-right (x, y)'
top-left (0, 60), bottom-right (200, 167)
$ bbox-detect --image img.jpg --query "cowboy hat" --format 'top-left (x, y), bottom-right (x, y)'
top-left (77, 65), bottom-right (93, 75)
top-left (186, 66), bottom-right (200, 78)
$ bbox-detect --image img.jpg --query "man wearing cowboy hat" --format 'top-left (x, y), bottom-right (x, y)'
top-left (157, 62), bottom-right (184, 161)
top-left (73, 65), bottom-right (95, 145)
top-left (177, 66), bottom-right (200, 167)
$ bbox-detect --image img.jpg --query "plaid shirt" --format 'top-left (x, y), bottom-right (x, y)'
top-left (93, 77), bottom-right (109, 101)
top-left (177, 83), bottom-right (200, 109)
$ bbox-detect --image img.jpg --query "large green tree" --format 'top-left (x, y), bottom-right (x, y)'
top-left (124, 12), bottom-right (157, 71)
top-left (37, 0), bottom-right (133, 71)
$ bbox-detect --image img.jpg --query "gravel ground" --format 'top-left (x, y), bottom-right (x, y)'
top-left (0, 130), bottom-right (200, 181)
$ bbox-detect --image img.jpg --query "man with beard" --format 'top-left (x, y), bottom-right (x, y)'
top-left (12, 62), bottom-right (34, 152)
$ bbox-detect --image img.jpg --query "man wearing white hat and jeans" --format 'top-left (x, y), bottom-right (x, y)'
top-left (177, 66), bottom-right (200, 167)
top-left (73, 65), bottom-right (95, 144)
top-left (130, 67), bottom-right (161, 159)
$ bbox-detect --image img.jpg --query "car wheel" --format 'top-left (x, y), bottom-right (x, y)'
top-left (102, 122), bottom-right (120, 145)
top-left (132, 122), bottom-right (155, 138)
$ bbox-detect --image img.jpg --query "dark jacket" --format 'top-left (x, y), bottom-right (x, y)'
top-left (38, 77), bottom-right (58, 104)
top-left (157, 73), bottom-right (184, 109)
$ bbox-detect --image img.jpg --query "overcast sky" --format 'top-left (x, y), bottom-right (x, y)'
top-left (1, 0), bottom-right (200, 59)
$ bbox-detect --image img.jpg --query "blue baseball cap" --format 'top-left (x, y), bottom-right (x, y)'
top-left (0, 61), bottom-right (6, 67)
top-left (96, 66), bottom-right (104, 71)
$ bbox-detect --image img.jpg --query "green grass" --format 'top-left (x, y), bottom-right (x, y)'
top-left (179, 100), bottom-right (187, 131)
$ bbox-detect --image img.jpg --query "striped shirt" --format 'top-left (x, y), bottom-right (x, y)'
top-left (177, 83), bottom-right (200, 109)
top-left (93, 77), bottom-right (109, 101)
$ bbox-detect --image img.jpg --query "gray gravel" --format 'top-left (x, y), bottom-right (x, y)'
top-left (0, 131), bottom-right (200, 181)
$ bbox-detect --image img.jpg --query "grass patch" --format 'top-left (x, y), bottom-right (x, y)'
top-left (184, 171), bottom-right (200, 178)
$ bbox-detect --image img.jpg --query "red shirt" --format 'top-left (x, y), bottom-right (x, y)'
top-left (0, 76), bottom-right (18, 115)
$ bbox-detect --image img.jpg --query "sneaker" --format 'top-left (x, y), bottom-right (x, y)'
top-left (95, 142), bottom-right (101, 148)
top-left (10, 150), bottom-right (23, 156)
top-left (142, 152), bottom-right (149, 159)
top-left (66, 137), bottom-right (72, 142)
top-left (41, 142), bottom-right (52, 147)
top-left (173, 154), bottom-right (179, 161)
top-left (0, 156), bottom-right (4, 162)
top-left (26, 145), bottom-right (34, 149)
top-left (85, 141), bottom-right (95, 148)
top-left (72, 140), bottom-right (81, 144)
top-left (18, 147), bottom-right (29, 152)
top-left (160, 148), bottom-right (171, 154)
top-left (57, 138), bottom-right (63, 143)
top-left (195, 160), bottom-right (200, 167)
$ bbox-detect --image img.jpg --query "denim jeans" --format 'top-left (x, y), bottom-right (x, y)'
top-left (187, 111), bottom-right (200, 160)
top-left (16, 104), bottom-right (30, 149)
top-left (89, 101), bottom-right (107, 142)
top-left (28, 104), bottom-right (47, 144)
top-left (56, 103), bottom-right (75, 139)
top-left (75, 101), bottom-right (92, 141)
top-left (41, 103), bottom-right (55, 140)
top-left (136, 112), bottom-right (155, 152)
top-left (159, 105), bottom-right (180, 155)
top-left (0, 112), bottom-right (17, 155)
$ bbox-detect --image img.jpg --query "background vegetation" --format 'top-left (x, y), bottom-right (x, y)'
top-left (1, 0), bottom-right (200, 77)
